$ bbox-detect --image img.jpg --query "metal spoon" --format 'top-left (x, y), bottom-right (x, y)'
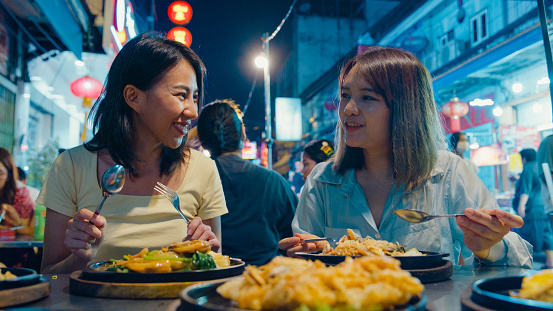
top-left (393, 208), bottom-right (497, 223)
top-left (393, 209), bottom-right (463, 223)
top-left (94, 165), bottom-right (125, 215)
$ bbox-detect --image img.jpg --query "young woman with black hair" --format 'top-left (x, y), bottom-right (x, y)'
top-left (38, 32), bottom-right (227, 274)
top-left (197, 100), bottom-right (297, 266)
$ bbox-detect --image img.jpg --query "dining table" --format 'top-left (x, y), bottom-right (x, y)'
top-left (11, 264), bottom-right (530, 311)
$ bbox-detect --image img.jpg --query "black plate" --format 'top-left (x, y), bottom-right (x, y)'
top-left (82, 258), bottom-right (245, 283)
top-left (471, 276), bottom-right (553, 311)
top-left (0, 267), bottom-right (40, 290)
top-left (177, 280), bottom-right (428, 311)
top-left (295, 251), bottom-right (450, 270)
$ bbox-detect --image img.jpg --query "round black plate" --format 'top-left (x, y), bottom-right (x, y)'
top-left (82, 258), bottom-right (245, 283)
top-left (0, 267), bottom-right (40, 290)
top-left (177, 280), bottom-right (428, 311)
top-left (295, 251), bottom-right (450, 270)
top-left (471, 276), bottom-right (553, 311)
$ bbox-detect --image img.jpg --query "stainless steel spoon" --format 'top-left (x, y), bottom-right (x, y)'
top-left (94, 165), bottom-right (125, 215)
top-left (393, 208), bottom-right (497, 223)
top-left (393, 209), bottom-right (463, 223)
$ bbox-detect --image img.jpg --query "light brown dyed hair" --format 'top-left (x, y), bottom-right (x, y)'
top-left (333, 46), bottom-right (447, 190)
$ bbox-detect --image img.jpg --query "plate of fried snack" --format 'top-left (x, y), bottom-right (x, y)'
top-left (296, 229), bottom-right (449, 270)
top-left (177, 255), bottom-right (426, 311)
top-left (0, 267), bottom-right (41, 290)
top-left (469, 269), bottom-right (553, 311)
top-left (83, 240), bottom-right (245, 283)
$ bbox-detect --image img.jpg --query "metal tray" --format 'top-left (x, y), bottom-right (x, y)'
top-left (0, 267), bottom-right (40, 290)
top-left (177, 280), bottom-right (428, 311)
top-left (471, 276), bottom-right (553, 311)
top-left (82, 258), bottom-right (245, 283)
top-left (295, 251), bottom-right (450, 270)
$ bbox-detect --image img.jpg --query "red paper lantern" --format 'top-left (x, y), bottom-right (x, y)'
top-left (70, 76), bottom-right (103, 142)
top-left (70, 76), bottom-right (103, 100)
top-left (168, 1), bottom-right (192, 25)
top-left (441, 97), bottom-right (469, 118)
top-left (441, 97), bottom-right (469, 133)
top-left (168, 27), bottom-right (192, 47)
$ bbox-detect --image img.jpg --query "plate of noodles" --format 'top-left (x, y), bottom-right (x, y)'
top-left (295, 229), bottom-right (449, 270)
top-left (469, 270), bottom-right (553, 311)
top-left (178, 256), bottom-right (427, 311)
top-left (83, 240), bottom-right (245, 283)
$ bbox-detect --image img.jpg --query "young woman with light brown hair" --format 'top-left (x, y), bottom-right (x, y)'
top-left (279, 46), bottom-right (532, 267)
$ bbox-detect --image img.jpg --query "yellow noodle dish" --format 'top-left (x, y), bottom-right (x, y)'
top-left (512, 269), bottom-right (553, 303)
top-left (322, 229), bottom-right (424, 257)
top-left (217, 256), bottom-right (424, 311)
top-left (101, 240), bottom-right (230, 273)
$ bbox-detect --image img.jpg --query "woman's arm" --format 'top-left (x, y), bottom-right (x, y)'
top-left (185, 216), bottom-right (221, 252)
top-left (41, 208), bottom-right (106, 274)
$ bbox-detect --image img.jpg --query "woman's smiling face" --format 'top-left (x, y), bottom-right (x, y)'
top-left (339, 64), bottom-right (391, 152)
top-left (132, 59), bottom-right (199, 149)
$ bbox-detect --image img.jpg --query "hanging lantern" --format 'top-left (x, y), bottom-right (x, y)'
top-left (441, 97), bottom-right (469, 132)
top-left (70, 76), bottom-right (103, 142)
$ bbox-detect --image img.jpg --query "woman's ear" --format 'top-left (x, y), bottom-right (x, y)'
top-left (123, 85), bottom-right (142, 113)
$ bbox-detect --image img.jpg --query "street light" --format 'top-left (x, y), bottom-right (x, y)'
top-left (255, 35), bottom-right (273, 170)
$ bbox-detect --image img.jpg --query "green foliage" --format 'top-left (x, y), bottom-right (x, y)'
top-left (27, 138), bottom-right (60, 189)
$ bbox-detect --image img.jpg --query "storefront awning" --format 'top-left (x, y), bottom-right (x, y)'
top-left (33, 0), bottom-right (84, 59)
top-left (433, 25), bottom-right (542, 92)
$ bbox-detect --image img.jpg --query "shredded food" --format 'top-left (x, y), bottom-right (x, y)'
top-left (101, 240), bottom-right (230, 273)
top-left (217, 256), bottom-right (424, 311)
top-left (322, 229), bottom-right (424, 257)
top-left (511, 269), bottom-right (553, 303)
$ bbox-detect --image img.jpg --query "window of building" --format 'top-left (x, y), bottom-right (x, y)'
top-left (470, 9), bottom-right (488, 47)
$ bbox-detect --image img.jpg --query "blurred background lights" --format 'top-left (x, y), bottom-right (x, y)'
top-left (255, 55), bottom-right (268, 68)
top-left (75, 60), bottom-right (85, 66)
top-left (469, 98), bottom-right (494, 106)
top-left (537, 77), bottom-right (550, 85)
top-left (512, 82), bottom-right (523, 93)
top-left (493, 106), bottom-right (503, 116)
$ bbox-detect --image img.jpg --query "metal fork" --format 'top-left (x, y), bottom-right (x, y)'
top-left (154, 182), bottom-right (191, 225)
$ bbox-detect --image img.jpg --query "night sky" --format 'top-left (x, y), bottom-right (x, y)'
top-left (153, 0), bottom-right (295, 140)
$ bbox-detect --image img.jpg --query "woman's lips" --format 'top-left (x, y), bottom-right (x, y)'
top-left (174, 122), bottom-right (189, 135)
top-left (345, 121), bottom-right (362, 131)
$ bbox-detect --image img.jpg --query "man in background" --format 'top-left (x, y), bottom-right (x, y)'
top-left (514, 148), bottom-right (553, 268)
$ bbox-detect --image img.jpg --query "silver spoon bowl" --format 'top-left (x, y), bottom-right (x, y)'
top-left (94, 165), bottom-right (125, 215)
top-left (393, 209), bottom-right (463, 223)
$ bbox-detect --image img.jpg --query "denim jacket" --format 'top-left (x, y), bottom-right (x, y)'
top-left (293, 150), bottom-right (533, 268)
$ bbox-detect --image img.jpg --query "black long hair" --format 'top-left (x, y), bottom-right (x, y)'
top-left (197, 100), bottom-right (244, 158)
top-left (85, 32), bottom-right (206, 177)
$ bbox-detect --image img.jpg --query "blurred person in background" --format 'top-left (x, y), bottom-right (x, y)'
top-left (301, 139), bottom-right (335, 181)
top-left (0, 148), bottom-right (34, 236)
top-left (279, 46), bottom-right (531, 268)
top-left (450, 132), bottom-right (479, 174)
top-left (513, 148), bottom-right (553, 268)
top-left (197, 99), bottom-right (298, 265)
top-left (17, 167), bottom-right (40, 202)
top-left (538, 134), bottom-right (553, 214)
top-left (0, 148), bottom-right (35, 268)
top-left (38, 32), bottom-right (226, 274)
top-left (288, 160), bottom-right (304, 196)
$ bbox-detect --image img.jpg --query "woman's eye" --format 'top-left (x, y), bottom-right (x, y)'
top-left (177, 92), bottom-right (186, 99)
top-left (363, 95), bottom-right (376, 101)
top-left (340, 93), bottom-right (350, 99)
